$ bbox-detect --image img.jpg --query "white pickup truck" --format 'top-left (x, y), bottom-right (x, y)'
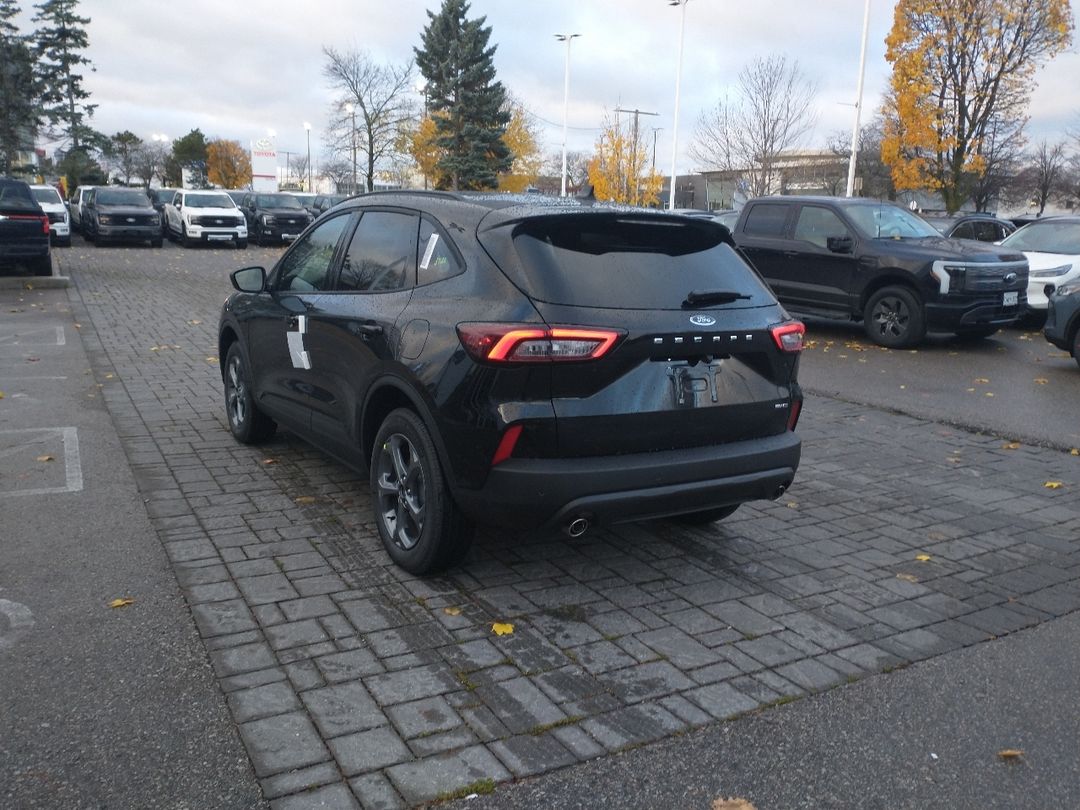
top-left (164, 189), bottom-right (248, 249)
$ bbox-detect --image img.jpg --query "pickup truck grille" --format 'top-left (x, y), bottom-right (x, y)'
top-left (957, 261), bottom-right (1028, 292)
top-left (193, 215), bottom-right (243, 227)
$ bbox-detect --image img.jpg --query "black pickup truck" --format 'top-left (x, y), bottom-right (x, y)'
top-left (731, 196), bottom-right (1029, 347)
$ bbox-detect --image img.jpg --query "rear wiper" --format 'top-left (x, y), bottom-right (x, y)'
top-left (682, 289), bottom-right (752, 308)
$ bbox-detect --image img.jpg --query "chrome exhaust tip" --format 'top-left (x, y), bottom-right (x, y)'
top-left (565, 517), bottom-right (589, 538)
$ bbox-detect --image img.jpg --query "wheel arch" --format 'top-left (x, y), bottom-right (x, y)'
top-left (857, 272), bottom-right (924, 319)
top-left (359, 378), bottom-right (450, 476)
top-left (218, 325), bottom-right (240, 384)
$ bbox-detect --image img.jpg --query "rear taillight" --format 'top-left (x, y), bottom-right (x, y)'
top-left (457, 324), bottom-right (624, 363)
top-left (41, 215), bottom-right (50, 235)
top-left (770, 321), bottom-right (805, 353)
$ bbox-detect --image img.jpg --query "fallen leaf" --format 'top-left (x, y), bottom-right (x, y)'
top-left (896, 573), bottom-right (919, 583)
top-left (1034, 378), bottom-right (1048, 385)
top-left (262, 458), bottom-right (277, 465)
top-left (915, 554), bottom-right (932, 562)
top-left (1044, 481), bottom-right (1063, 490)
top-left (712, 799), bottom-right (758, 810)
top-left (997, 749), bottom-right (1024, 761)
top-left (491, 622), bottom-right (514, 636)
top-left (985, 392), bottom-right (995, 397)
top-left (36, 454), bottom-right (55, 462)
top-left (1002, 442), bottom-right (1020, 450)
top-left (26, 357), bottom-right (39, 362)
top-left (294, 495), bottom-right (317, 504)
top-left (443, 606), bottom-right (462, 616)
top-left (188, 319), bottom-right (202, 325)
top-left (206, 356), bottom-right (219, 363)
top-left (974, 377), bottom-right (990, 384)
top-left (109, 598), bottom-right (134, 609)
top-left (73, 323), bottom-right (81, 329)
top-left (1070, 449), bottom-right (1079, 456)
top-left (0, 391), bottom-right (4, 399)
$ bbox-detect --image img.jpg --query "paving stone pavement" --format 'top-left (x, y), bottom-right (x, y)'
top-left (56, 245), bottom-right (1080, 808)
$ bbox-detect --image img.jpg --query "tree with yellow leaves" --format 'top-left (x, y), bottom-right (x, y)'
top-left (497, 101), bottom-right (543, 193)
top-left (882, 0), bottom-right (1073, 213)
top-left (588, 112), bottom-right (663, 207)
top-left (206, 139), bottom-right (252, 189)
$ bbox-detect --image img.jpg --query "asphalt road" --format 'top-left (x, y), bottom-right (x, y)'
top-left (797, 317), bottom-right (1080, 452)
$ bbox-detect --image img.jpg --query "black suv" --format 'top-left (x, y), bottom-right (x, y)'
top-left (84, 187), bottom-right (163, 247)
top-left (0, 177), bottom-right (51, 276)
top-left (920, 212), bottom-right (1016, 243)
top-left (240, 192), bottom-right (313, 245)
top-left (732, 197), bottom-right (1029, 347)
top-left (219, 192), bottom-right (806, 574)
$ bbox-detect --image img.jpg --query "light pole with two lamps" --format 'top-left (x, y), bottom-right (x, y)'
top-left (555, 33), bottom-right (580, 197)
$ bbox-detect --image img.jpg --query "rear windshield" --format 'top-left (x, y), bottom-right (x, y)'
top-left (497, 215), bottom-right (774, 309)
top-left (0, 181), bottom-right (37, 211)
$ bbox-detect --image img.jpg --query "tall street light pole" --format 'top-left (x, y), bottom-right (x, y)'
top-left (845, 0), bottom-right (871, 198)
top-left (416, 80), bottom-right (429, 190)
top-left (555, 33), bottom-right (580, 197)
top-left (345, 102), bottom-right (357, 193)
top-left (667, 0), bottom-right (690, 210)
top-left (303, 122), bottom-right (312, 192)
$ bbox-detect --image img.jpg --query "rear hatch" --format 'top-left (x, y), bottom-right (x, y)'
top-left (0, 182), bottom-right (49, 254)
top-left (478, 212), bottom-right (801, 457)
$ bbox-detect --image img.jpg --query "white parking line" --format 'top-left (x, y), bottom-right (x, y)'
top-left (0, 326), bottom-right (66, 347)
top-left (0, 427), bottom-right (83, 497)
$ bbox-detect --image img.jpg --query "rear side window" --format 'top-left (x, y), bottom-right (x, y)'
top-left (742, 204), bottom-right (790, 238)
top-left (418, 219), bottom-right (464, 285)
top-left (338, 211), bottom-right (418, 292)
top-left (497, 214), bottom-right (774, 310)
top-left (794, 206), bottom-right (850, 249)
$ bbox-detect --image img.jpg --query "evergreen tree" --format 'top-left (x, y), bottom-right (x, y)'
top-left (172, 129), bottom-right (209, 188)
top-left (414, 0), bottom-right (511, 190)
top-left (32, 0), bottom-right (100, 151)
top-left (0, 0), bottom-right (40, 174)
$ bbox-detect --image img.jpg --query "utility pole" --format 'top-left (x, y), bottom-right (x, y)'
top-left (282, 151), bottom-right (292, 188)
top-left (614, 107), bottom-right (658, 204)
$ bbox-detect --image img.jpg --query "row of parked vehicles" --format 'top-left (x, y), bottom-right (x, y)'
top-left (66, 186), bottom-right (355, 249)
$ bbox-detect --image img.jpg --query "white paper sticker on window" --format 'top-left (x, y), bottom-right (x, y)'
top-left (420, 233), bottom-right (439, 271)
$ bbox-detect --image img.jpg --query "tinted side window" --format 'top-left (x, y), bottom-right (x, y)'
top-left (794, 206), bottom-right (849, 249)
top-left (275, 214), bottom-right (350, 292)
top-left (952, 222), bottom-right (975, 240)
top-left (972, 221), bottom-right (999, 242)
top-left (338, 211), bottom-right (418, 292)
top-left (418, 219), bottom-right (464, 285)
top-left (742, 204), bottom-right (790, 238)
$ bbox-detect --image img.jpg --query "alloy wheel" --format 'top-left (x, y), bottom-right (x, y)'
top-left (375, 433), bottom-right (426, 551)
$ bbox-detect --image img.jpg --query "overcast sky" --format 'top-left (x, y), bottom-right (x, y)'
top-left (16, 0), bottom-right (1080, 175)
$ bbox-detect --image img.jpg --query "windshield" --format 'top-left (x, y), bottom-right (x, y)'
top-left (1001, 220), bottom-right (1080, 255)
top-left (97, 189), bottom-right (151, 206)
top-left (844, 203), bottom-right (941, 239)
top-left (256, 194), bottom-right (303, 209)
top-left (187, 193), bottom-right (235, 209)
top-left (32, 187), bottom-right (63, 205)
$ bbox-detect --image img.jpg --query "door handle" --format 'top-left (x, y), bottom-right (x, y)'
top-left (353, 322), bottom-right (383, 337)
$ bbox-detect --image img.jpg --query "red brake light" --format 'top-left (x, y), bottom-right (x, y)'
top-left (491, 424), bottom-right (523, 466)
top-left (457, 324), bottom-right (624, 363)
top-left (771, 321), bottom-right (805, 353)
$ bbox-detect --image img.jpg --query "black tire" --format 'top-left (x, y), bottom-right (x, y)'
top-left (93, 235), bottom-right (106, 247)
top-left (181, 224), bottom-right (192, 248)
top-left (236, 238), bottom-right (248, 250)
top-left (864, 286), bottom-right (926, 348)
top-left (254, 225), bottom-right (264, 247)
top-left (224, 344), bottom-right (276, 444)
top-left (57, 237), bottom-right (71, 248)
top-left (152, 238), bottom-right (163, 248)
top-left (31, 255), bottom-right (53, 277)
top-left (672, 504), bottom-right (740, 526)
top-left (371, 408), bottom-right (474, 575)
top-left (1072, 327), bottom-right (1080, 371)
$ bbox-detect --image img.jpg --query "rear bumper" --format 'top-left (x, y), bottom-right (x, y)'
top-left (453, 430), bottom-right (801, 531)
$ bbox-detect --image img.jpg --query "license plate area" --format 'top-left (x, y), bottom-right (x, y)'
top-left (1003, 291), bottom-right (1018, 306)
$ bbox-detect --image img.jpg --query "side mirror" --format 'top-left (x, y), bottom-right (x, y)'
top-left (231, 266), bottom-right (267, 293)
top-left (827, 235), bottom-right (854, 254)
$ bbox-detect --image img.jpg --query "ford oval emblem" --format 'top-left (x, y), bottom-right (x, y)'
top-left (689, 315), bottom-right (716, 327)
top-left (1003, 272), bottom-right (1017, 285)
